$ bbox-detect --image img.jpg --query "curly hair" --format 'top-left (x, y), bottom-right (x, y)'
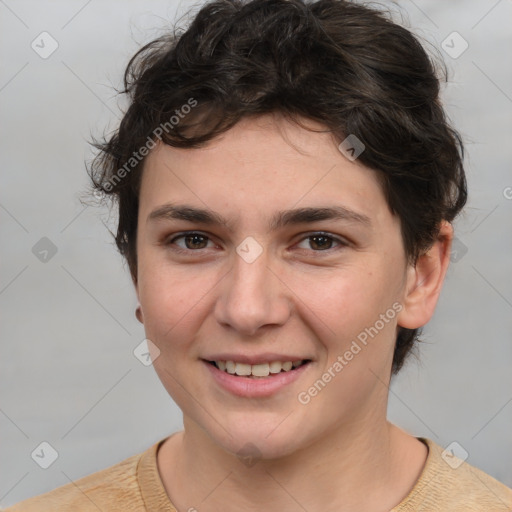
top-left (87, 0), bottom-right (467, 374)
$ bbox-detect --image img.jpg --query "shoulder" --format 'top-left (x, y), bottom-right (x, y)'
top-left (4, 446), bottom-right (152, 512)
top-left (393, 438), bottom-right (512, 512)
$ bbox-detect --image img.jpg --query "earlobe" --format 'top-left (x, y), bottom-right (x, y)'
top-left (135, 304), bottom-right (144, 324)
top-left (397, 221), bottom-right (454, 330)
top-left (134, 278), bottom-right (143, 324)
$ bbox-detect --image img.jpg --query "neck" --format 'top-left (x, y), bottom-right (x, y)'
top-left (157, 413), bottom-right (427, 512)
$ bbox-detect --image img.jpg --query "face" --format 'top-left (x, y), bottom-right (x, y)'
top-left (135, 114), bottom-right (414, 459)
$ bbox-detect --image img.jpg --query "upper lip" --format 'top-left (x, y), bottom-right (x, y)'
top-left (202, 353), bottom-right (312, 365)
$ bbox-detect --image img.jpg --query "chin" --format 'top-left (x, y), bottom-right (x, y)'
top-left (204, 416), bottom-right (311, 463)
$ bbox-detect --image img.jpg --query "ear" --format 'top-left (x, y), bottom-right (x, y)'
top-left (396, 220), bottom-right (454, 329)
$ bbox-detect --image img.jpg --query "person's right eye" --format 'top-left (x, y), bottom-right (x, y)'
top-left (165, 231), bottom-right (217, 253)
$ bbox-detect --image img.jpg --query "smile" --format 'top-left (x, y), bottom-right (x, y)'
top-left (203, 359), bottom-right (313, 398)
top-left (208, 360), bottom-right (310, 378)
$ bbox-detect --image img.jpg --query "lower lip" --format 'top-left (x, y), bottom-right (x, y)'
top-left (203, 360), bottom-right (312, 398)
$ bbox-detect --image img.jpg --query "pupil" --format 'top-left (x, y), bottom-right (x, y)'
top-left (311, 235), bottom-right (331, 250)
top-left (186, 234), bottom-right (206, 249)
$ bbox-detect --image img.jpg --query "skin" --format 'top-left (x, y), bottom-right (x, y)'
top-left (134, 113), bottom-right (453, 512)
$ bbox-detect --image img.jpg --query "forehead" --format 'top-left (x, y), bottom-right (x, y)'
top-left (138, 115), bottom-right (393, 231)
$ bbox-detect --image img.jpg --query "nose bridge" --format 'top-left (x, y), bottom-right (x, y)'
top-left (215, 244), bottom-right (289, 335)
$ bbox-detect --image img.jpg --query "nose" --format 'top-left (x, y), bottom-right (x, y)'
top-left (214, 248), bottom-right (291, 337)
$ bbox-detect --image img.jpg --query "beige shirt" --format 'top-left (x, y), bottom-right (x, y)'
top-left (5, 437), bottom-right (512, 511)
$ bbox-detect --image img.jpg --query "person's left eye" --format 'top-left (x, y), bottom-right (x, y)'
top-left (295, 232), bottom-right (348, 252)
top-left (163, 231), bottom-right (348, 254)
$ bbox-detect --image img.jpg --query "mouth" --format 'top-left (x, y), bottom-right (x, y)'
top-left (202, 358), bottom-right (313, 398)
top-left (204, 359), bottom-right (312, 378)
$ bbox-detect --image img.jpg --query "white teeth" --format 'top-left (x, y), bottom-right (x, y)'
top-left (251, 363), bottom-right (270, 377)
top-left (269, 361), bottom-right (282, 374)
top-left (214, 360), bottom-right (306, 376)
top-left (235, 362), bottom-right (251, 376)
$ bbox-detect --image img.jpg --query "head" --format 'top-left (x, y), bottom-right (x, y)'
top-left (88, 0), bottom-right (466, 458)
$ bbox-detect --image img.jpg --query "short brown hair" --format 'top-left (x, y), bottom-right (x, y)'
top-left (87, 0), bottom-right (467, 374)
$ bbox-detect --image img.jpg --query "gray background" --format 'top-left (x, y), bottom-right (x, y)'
top-left (1, 0), bottom-right (511, 507)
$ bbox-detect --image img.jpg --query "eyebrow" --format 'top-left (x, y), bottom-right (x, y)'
top-left (147, 203), bottom-right (372, 231)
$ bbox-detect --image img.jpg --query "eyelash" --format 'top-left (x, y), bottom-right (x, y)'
top-left (164, 231), bottom-right (348, 255)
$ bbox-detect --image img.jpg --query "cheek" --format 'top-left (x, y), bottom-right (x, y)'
top-left (294, 264), bottom-right (394, 336)
top-left (138, 263), bottom-right (187, 343)
top-left (137, 258), bottom-right (218, 356)
top-left (295, 263), bottom-right (400, 388)
top-left (297, 271), bottom-right (399, 415)
top-left (138, 268), bottom-right (205, 402)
